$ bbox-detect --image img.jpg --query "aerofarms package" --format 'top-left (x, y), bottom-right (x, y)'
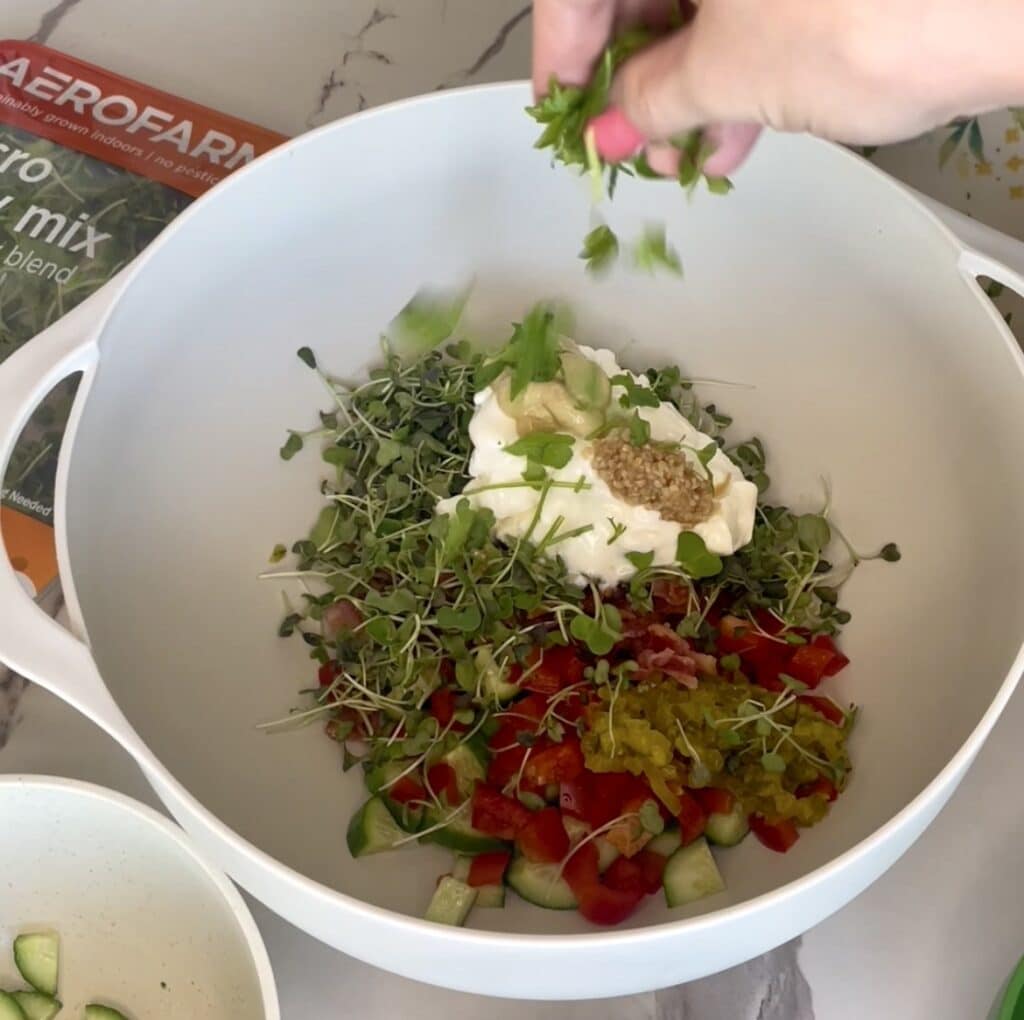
top-left (0, 40), bottom-right (285, 604)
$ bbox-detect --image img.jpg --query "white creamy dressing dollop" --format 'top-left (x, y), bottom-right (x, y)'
top-left (437, 345), bottom-right (757, 587)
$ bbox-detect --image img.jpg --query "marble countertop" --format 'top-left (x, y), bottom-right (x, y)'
top-left (2, 3), bottom-right (1024, 1018)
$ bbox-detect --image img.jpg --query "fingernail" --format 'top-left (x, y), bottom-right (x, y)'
top-left (588, 107), bottom-right (646, 163)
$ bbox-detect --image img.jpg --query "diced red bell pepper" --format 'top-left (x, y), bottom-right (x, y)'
top-left (692, 787), bottom-right (734, 816)
top-left (318, 662), bottom-right (339, 687)
top-left (785, 644), bottom-right (837, 690)
top-left (427, 762), bottom-right (462, 804)
top-left (562, 838), bottom-right (601, 895)
top-left (516, 807), bottom-right (570, 863)
top-left (471, 784), bottom-right (531, 840)
top-left (753, 609), bottom-right (786, 636)
top-left (564, 845), bottom-right (644, 925)
top-left (429, 687), bottom-right (456, 728)
top-left (744, 641), bottom-right (788, 691)
top-left (388, 775), bottom-right (425, 805)
top-left (467, 850), bottom-right (511, 887)
top-left (677, 790), bottom-right (708, 846)
top-left (578, 884), bottom-right (645, 925)
top-left (717, 615), bottom-right (761, 655)
top-left (522, 646), bottom-right (586, 695)
top-left (635, 849), bottom-right (668, 894)
top-left (524, 737), bottom-right (585, 787)
top-left (795, 776), bottom-right (838, 802)
top-left (487, 746), bottom-right (527, 789)
top-left (812, 634), bottom-right (850, 677)
top-left (603, 855), bottom-right (647, 895)
top-left (749, 814), bottom-right (800, 853)
top-left (603, 850), bottom-right (666, 897)
top-left (799, 695), bottom-right (845, 726)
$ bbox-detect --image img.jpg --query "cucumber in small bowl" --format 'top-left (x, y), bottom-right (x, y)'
top-left (0, 991), bottom-right (27, 1020)
top-left (85, 1006), bottom-right (130, 1020)
top-left (11, 991), bottom-right (61, 1020)
top-left (13, 934), bottom-right (58, 997)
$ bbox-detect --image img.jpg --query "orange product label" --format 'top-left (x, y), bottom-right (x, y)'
top-left (0, 40), bottom-right (287, 197)
top-left (1, 505), bottom-right (58, 596)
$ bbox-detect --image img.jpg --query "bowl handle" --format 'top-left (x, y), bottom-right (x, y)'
top-left (0, 274), bottom-right (148, 757)
top-left (913, 190), bottom-right (1024, 294)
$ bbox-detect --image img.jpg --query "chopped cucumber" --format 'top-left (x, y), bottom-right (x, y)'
top-left (475, 884), bottom-right (506, 908)
top-left (425, 876), bottom-right (477, 926)
top-left (11, 992), bottom-right (60, 1020)
top-left (451, 856), bottom-right (472, 883)
top-left (346, 796), bottom-right (408, 857)
top-left (507, 857), bottom-right (577, 910)
top-left (0, 991), bottom-right (27, 1020)
top-left (704, 803), bottom-right (750, 847)
top-left (663, 838), bottom-right (725, 908)
top-left (647, 828), bottom-right (683, 857)
top-left (423, 807), bottom-right (508, 854)
top-left (562, 815), bottom-right (590, 845)
top-left (13, 934), bottom-right (58, 996)
top-left (84, 1007), bottom-right (129, 1020)
top-left (596, 837), bottom-right (619, 873)
top-left (443, 744), bottom-right (486, 798)
top-left (475, 646), bottom-right (520, 704)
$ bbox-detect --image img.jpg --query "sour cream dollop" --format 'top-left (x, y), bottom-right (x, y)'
top-left (438, 345), bottom-right (757, 587)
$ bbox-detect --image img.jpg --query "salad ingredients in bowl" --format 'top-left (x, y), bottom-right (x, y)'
top-left (268, 297), bottom-right (898, 928)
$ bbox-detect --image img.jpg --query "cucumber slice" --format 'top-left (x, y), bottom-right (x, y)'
top-left (0, 991), bottom-right (27, 1020)
top-left (451, 855), bottom-right (472, 883)
top-left (647, 828), bottom-right (683, 857)
top-left (423, 807), bottom-right (508, 854)
top-left (425, 876), bottom-right (477, 926)
top-left (663, 838), bottom-right (725, 908)
top-left (11, 992), bottom-right (61, 1020)
top-left (13, 934), bottom-right (59, 996)
top-left (443, 744), bottom-right (486, 799)
top-left (475, 647), bottom-right (519, 704)
top-left (562, 815), bottom-right (590, 846)
top-left (84, 1007), bottom-right (129, 1020)
top-left (475, 884), bottom-right (506, 908)
top-left (346, 796), bottom-right (407, 857)
top-left (705, 803), bottom-right (750, 847)
top-left (507, 857), bottom-right (577, 910)
top-left (596, 837), bottom-right (619, 873)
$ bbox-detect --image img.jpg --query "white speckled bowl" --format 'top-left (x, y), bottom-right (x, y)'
top-left (0, 776), bottom-right (279, 1019)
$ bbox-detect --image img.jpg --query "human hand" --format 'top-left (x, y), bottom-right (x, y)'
top-left (533, 0), bottom-right (1024, 175)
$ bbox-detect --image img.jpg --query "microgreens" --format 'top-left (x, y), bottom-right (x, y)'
top-left (270, 306), bottom-right (897, 849)
top-left (633, 226), bottom-right (682, 276)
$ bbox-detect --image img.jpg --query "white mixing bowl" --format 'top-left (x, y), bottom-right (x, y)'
top-left (0, 776), bottom-right (279, 1017)
top-left (1, 83), bottom-right (1024, 999)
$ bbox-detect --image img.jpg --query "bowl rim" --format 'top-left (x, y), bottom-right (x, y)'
top-left (0, 774), bottom-right (281, 1018)
top-left (49, 80), bottom-right (1024, 952)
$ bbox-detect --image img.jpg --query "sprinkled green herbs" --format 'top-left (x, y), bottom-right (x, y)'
top-left (633, 226), bottom-right (682, 276)
top-left (504, 432), bottom-right (576, 469)
top-left (579, 224), bottom-right (619, 275)
top-left (526, 27), bottom-right (732, 276)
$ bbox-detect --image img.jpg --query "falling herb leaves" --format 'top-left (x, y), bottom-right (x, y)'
top-left (526, 27), bottom-right (733, 278)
